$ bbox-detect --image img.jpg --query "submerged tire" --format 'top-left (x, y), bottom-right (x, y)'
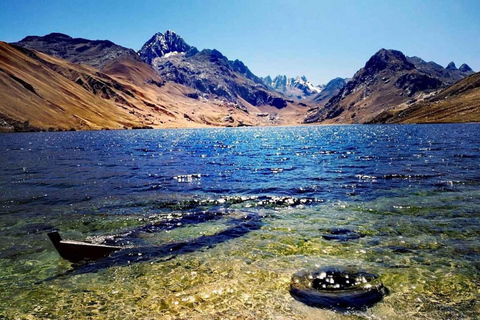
top-left (290, 267), bottom-right (388, 311)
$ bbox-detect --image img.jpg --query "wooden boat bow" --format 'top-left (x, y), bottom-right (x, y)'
top-left (48, 231), bottom-right (122, 263)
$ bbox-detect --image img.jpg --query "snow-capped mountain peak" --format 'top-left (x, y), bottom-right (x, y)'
top-left (261, 74), bottom-right (322, 99)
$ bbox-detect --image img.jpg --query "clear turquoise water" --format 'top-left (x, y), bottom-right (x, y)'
top-left (1, 124), bottom-right (479, 319)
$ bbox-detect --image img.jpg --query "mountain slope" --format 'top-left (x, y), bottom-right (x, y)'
top-left (369, 71), bottom-right (480, 123)
top-left (138, 30), bottom-right (291, 109)
top-left (0, 40), bottom-right (309, 132)
top-left (0, 42), bottom-right (223, 131)
top-left (13, 33), bottom-right (143, 70)
top-left (12, 32), bottom-right (167, 88)
top-left (311, 77), bottom-right (347, 105)
top-left (305, 49), bottom-right (474, 124)
top-left (0, 41), bottom-right (140, 131)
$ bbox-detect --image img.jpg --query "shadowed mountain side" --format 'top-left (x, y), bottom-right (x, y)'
top-left (148, 48), bottom-right (289, 108)
top-left (368, 72), bottom-right (480, 123)
top-left (42, 214), bottom-right (263, 281)
top-left (406, 57), bottom-right (473, 85)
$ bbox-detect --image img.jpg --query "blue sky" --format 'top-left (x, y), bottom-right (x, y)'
top-left (1, 0), bottom-right (479, 84)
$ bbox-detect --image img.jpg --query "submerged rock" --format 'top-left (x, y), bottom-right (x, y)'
top-left (320, 228), bottom-right (364, 241)
top-left (290, 267), bottom-right (388, 311)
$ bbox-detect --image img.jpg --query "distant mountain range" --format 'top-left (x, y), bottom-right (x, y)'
top-left (0, 31), bottom-right (478, 132)
top-left (259, 75), bottom-right (350, 106)
top-left (260, 75), bottom-right (322, 99)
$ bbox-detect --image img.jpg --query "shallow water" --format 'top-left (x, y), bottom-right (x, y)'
top-left (1, 124), bottom-right (479, 319)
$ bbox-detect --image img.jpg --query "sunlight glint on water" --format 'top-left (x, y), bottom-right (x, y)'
top-left (0, 124), bottom-right (479, 319)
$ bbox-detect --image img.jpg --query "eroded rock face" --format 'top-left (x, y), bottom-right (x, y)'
top-left (394, 73), bottom-right (443, 96)
top-left (138, 31), bottom-right (289, 109)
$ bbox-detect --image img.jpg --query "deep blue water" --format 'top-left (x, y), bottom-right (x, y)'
top-left (1, 124), bottom-right (479, 212)
top-left (1, 124), bottom-right (480, 319)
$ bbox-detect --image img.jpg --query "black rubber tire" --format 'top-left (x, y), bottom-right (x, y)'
top-left (290, 267), bottom-right (388, 311)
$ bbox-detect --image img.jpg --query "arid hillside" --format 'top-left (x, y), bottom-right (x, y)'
top-left (369, 72), bottom-right (480, 123)
top-left (0, 41), bottom-right (309, 132)
top-left (305, 49), bottom-right (474, 124)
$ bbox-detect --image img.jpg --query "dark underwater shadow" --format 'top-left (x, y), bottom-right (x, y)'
top-left (40, 213), bottom-right (263, 282)
top-left (98, 208), bottom-right (234, 247)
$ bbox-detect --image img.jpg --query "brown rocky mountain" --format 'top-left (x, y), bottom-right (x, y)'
top-left (368, 71), bottom-right (480, 123)
top-left (13, 33), bottom-right (141, 70)
top-left (0, 36), bottom-right (308, 132)
top-left (0, 41), bottom-right (139, 131)
top-left (3, 33), bottom-right (477, 132)
top-left (13, 32), bottom-right (165, 88)
top-left (407, 57), bottom-right (473, 85)
top-left (304, 49), bottom-right (474, 124)
top-left (138, 30), bottom-right (292, 110)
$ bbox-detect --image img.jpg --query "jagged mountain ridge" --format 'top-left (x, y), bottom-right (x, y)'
top-left (138, 30), bottom-right (290, 109)
top-left (407, 57), bottom-right (473, 85)
top-left (261, 75), bottom-right (322, 100)
top-left (305, 48), bottom-right (475, 124)
top-left (13, 33), bottom-right (142, 70)
top-left (139, 30), bottom-right (197, 65)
